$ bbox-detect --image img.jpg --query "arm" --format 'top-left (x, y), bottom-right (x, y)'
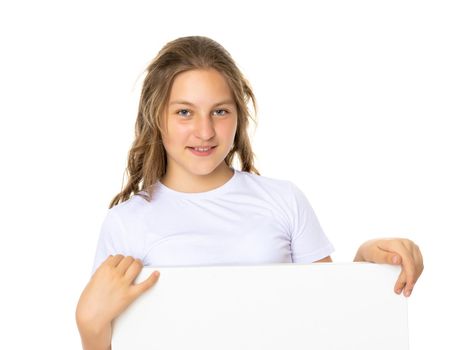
top-left (76, 255), bottom-right (160, 350)
top-left (314, 256), bottom-right (333, 263)
top-left (76, 320), bottom-right (111, 350)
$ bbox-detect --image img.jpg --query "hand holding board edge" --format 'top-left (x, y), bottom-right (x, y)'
top-left (111, 262), bottom-right (408, 350)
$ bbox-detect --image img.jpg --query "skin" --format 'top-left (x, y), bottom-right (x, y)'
top-left (159, 68), bottom-right (238, 193)
top-left (316, 237), bottom-right (424, 297)
top-left (75, 68), bottom-right (424, 349)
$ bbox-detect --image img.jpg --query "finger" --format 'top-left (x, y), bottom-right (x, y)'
top-left (123, 258), bottom-right (144, 282)
top-left (372, 241), bottom-right (403, 265)
top-left (398, 269), bottom-right (416, 297)
top-left (380, 251), bottom-right (402, 265)
top-left (404, 254), bottom-right (421, 297)
top-left (403, 246), bottom-right (423, 297)
top-left (377, 240), bottom-right (418, 296)
top-left (409, 249), bottom-right (422, 282)
top-left (378, 240), bottom-right (417, 274)
top-left (115, 256), bottom-right (136, 275)
top-left (401, 255), bottom-right (417, 293)
top-left (412, 244), bottom-right (424, 279)
top-left (394, 270), bottom-right (407, 295)
top-left (131, 271), bottom-right (161, 298)
top-left (397, 252), bottom-right (416, 297)
top-left (105, 254), bottom-right (125, 267)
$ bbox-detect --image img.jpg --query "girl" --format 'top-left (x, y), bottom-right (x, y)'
top-left (75, 36), bottom-right (424, 350)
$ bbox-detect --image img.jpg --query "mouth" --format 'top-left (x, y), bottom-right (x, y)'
top-left (187, 146), bottom-right (217, 150)
top-left (187, 146), bottom-right (217, 156)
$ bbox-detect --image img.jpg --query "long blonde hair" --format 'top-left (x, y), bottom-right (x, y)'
top-left (109, 36), bottom-right (260, 209)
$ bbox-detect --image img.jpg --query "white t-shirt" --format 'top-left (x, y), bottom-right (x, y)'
top-left (91, 168), bottom-right (334, 275)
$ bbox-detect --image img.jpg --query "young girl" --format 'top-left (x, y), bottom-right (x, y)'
top-left (75, 36), bottom-right (424, 350)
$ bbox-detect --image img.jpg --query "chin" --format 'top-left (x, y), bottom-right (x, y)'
top-left (186, 163), bottom-right (225, 177)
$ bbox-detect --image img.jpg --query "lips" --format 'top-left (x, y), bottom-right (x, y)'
top-left (188, 146), bottom-right (216, 156)
top-left (189, 146), bottom-right (217, 149)
top-left (188, 146), bottom-right (217, 150)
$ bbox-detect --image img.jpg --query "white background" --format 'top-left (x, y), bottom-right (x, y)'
top-left (0, 0), bottom-right (465, 349)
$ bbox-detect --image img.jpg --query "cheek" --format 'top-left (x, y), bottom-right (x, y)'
top-left (219, 118), bottom-right (237, 137)
top-left (228, 118), bottom-right (238, 139)
top-left (167, 123), bottom-right (191, 145)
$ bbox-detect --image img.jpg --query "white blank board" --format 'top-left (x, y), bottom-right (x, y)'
top-left (112, 262), bottom-right (408, 350)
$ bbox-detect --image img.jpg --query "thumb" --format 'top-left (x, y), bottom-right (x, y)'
top-left (371, 248), bottom-right (401, 265)
top-left (375, 241), bottom-right (402, 265)
top-left (133, 271), bottom-right (160, 296)
top-left (388, 253), bottom-right (401, 265)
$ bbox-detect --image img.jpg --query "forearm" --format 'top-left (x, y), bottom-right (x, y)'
top-left (77, 320), bottom-right (112, 350)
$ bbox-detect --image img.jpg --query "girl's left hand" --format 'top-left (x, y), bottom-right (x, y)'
top-left (354, 238), bottom-right (424, 297)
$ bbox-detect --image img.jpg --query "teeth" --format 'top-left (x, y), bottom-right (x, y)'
top-left (194, 147), bottom-right (210, 152)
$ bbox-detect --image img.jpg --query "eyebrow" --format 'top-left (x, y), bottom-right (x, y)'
top-left (169, 99), bottom-right (235, 107)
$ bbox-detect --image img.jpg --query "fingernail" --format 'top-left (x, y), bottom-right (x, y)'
top-left (404, 290), bottom-right (411, 297)
top-left (392, 256), bottom-right (399, 264)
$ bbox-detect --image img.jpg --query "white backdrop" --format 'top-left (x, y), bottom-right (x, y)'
top-left (0, 0), bottom-right (465, 349)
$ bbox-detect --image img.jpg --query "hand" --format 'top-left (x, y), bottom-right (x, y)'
top-left (354, 238), bottom-right (424, 297)
top-left (76, 255), bottom-right (160, 332)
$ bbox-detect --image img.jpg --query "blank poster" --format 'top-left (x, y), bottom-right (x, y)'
top-left (111, 262), bottom-right (408, 350)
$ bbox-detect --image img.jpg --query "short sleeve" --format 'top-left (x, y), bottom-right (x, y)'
top-left (288, 182), bottom-right (335, 263)
top-left (90, 209), bottom-right (126, 275)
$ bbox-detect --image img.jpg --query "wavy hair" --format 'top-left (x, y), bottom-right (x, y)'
top-left (109, 36), bottom-right (260, 208)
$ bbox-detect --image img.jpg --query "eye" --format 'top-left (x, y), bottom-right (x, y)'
top-left (213, 109), bottom-right (228, 116)
top-left (176, 109), bottom-right (191, 117)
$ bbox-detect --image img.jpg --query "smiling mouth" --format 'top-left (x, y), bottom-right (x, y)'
top-left (188, 146), bottom-right (217, 150)
top-left (188, 146), bottom-right (217, 156)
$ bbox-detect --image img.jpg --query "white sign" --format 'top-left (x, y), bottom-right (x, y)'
top-left (112, 262), bottom-right (408, 349)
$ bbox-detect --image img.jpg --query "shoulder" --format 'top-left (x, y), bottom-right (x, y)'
top-left (105, 190), bottom-right (154, 222)
top-left (238, 170), bottom-right (292, 188)
top-left (235, 170), bottom-right (297, 200)
top-left (237, 171), bottom-right (312, 206)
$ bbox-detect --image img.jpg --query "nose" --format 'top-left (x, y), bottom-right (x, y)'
top-left (193, 114), bottom-right (216, 141)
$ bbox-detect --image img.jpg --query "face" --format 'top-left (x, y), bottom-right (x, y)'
top-left (161, 68), bottom-right (238, 182)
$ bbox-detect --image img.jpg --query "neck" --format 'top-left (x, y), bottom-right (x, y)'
top-left (160, 163), bottom-right (234, 193)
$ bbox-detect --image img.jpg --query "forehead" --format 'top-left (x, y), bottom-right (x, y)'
top-left (168, 68), bottom-right (234, 104)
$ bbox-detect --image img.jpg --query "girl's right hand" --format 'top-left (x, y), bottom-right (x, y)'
top-left (76, 255), bottom-right (160, 332)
